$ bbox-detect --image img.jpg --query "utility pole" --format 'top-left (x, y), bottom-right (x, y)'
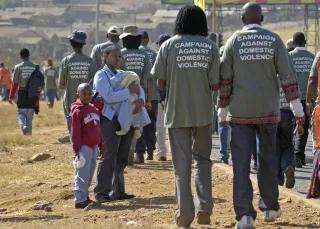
top-left (95, 0), bottom-right (100, 44)
top-left (211, 0), bottom-right (218, 32)
top-left (70, 0), bottom-right (73, 33)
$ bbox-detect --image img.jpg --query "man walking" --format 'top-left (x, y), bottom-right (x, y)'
top-left (91, 26), bottom-right (122, 70)
top-left (289, 32), bottom-right (315, 168)
top-left (152, 5), bottom-right (220, 228)
top-left (44, 59), bottom-right (58, 108)
top-left (219, 3), bottom-right (304, 228)
top-left (138, 31), bottom-right (158, 160)
top-left (9, 48), bottom-right (36, 135)
top-left (59, 30), bottom-right (97, 132)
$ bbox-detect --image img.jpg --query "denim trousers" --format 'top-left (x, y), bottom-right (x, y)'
top-left (74, 145), bottom-right (98, 203)
top-left (230, 123), bottom-right (280, 221)
top-left (136, 100), bottom-right (158, 154)
top-left (17, 108), bottom-right (34, 135)
top-left (218, 122), bottom-right (230, 161)
top-left (277, 109), bottom-right (295, 182)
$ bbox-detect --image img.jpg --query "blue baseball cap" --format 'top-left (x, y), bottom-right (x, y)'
top-left (68, 30), bottom-right (87, 44)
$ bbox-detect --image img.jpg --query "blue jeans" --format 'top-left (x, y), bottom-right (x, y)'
top-left (74, 145), bottom-right (98, 203)
top-left (46, 89), bottom-right (57, 106)
top-left (17, 108), bottom-right (34, 135)
top-left (294, 101), bottom-right (310, 163)
top-left (94, 116), bottom-right (134, 200)
top-left (231, 123), bottom-right (280, 221)
top-left (277, 110), bottom-right (295, 183)
top-left (218, 122), bottom-right (229, 161)
top-left (136, 100), bottom-right (158, 154)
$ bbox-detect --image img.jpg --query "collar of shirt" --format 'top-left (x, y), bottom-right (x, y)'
top-left (294, 47), bottom-right (306, 51)
top-left (102, 65), bottom-right (118, 76)
top-left (242, 24), bottom-right (262, 31)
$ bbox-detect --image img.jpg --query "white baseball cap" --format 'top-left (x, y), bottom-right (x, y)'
top-left (107, 26), bottom-right (121, 36)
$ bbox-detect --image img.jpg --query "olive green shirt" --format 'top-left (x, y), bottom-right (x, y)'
top-left (59, 52), bottom-right (97, 116)
top-left (120, 48), bottom-right (152, 91)
top-left (289, 47), bottom-right (314, 100)
top-left (220, 25), bottom-right (300, 124)
top-left (44, 66), bottom-right (58, 90)
top-left (151, 35), bottom-right (220, 128)
top-left (140, 45), bottom-right (159, 101)
top-left (13, 60), bottom-right (36, 87)
top-left (90, 41), bottom-right (122, 70)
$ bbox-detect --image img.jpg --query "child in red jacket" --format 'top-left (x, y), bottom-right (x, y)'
top-left (71, 83), bottom-right (101, 209)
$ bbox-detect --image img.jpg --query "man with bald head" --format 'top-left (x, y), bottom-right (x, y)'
top-left (219, 3), bottom-right (304, 228)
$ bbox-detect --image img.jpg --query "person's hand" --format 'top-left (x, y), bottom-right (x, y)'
top-left (146, 101), bottom-right (152, 111)
top-left (129, 83), bottom-right (140, 94)
top-left (97, 145), bottom-right (104, 160)
top-left (132, 99), bottom-right (144, 114)
top-left (295, 116), bottom-right (305, 136)
top-left (219, 121), bottom-right (229, 127)
top-left (8, 98), bottom-right (13, 104)
top-left (306, 102), bottom-right (313, 117)
top-left (73, 152), bottom-right (79, 160)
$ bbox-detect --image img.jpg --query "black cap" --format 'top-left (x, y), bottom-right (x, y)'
top-left (157, 34), bottom-right (171, 45)
top-left (68, 30), bottom-right (87, 44)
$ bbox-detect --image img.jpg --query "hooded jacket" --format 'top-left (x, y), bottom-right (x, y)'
top-left (71, 98), bottom-right (101, 153)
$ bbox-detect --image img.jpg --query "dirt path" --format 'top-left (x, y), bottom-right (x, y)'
top-left (0, 103), bottom-right (320, 229)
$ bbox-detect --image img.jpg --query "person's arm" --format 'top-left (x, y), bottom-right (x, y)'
top-left (94, 71), bottom-right (129, 103)
top-left (143, 54), bottom-right (153, 104)
top-left (218, 35), bottom-right (235, 121)
top-left (208, 42), bottom-right (221, 92)
top-left (9, 66), bottom-right (20, 102)
top-left (151, 44), bottom-right (167, 91)
top-left (90, 45), bottom-right (99, 69)
top-left (88, 60), bottom-right (98, 86)
top-left (71, 110), bottom-right (82, 156)
top-left (58, 58), bottom-right (67, 90)
top-left (306, 53), bottom-right (320, 115)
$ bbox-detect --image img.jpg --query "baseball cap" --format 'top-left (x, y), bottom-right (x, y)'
top-left (107, 26), bottom-right (121, 36)
top-left (68, 30), bottom-right (87, 44)
top-left (119, 25), bottom-right (140, 39)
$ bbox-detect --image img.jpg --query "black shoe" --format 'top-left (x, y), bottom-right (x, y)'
top-left (116, 193), bottom-right (135, 200)
top-left (95, 195), bottom-right (111, 203)
top-left (295, 158), bottom-right (303, 168)
top-left (221, 159), bottom-right (228, 165)
top-left (75, 199), bottom-right (91, 209)
top-left (158, 156), bottom-right (167, 161)
top-left (146, 152), bottom-right (153, 160)
top-left (285, 166), bottom-right (295, 189)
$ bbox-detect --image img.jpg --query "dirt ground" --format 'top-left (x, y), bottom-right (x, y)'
top-left (0, 102), bottom-right (320, 229)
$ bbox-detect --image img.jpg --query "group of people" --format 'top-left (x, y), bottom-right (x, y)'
top-left (3, 2), bottom-right (320, 229)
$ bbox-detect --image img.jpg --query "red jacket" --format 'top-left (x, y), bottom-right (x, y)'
top-left (71, 99), bottom-right (102, 153)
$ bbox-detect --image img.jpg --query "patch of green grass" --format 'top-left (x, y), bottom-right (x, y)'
top-left (0, 134), bottom-right (34, 146)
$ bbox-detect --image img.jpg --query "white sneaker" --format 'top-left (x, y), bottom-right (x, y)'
top-left (235, 216), bottom-right (254, 229)
top-left (263, 209), bottom-right (281, 222)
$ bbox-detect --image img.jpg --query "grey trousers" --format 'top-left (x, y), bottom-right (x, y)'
top-left (168, 125), bottom-right (213, 228)
top-left (94, 116), bottom-right (134, 199)
top-left (230, 123), bottom-right (280, 221)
